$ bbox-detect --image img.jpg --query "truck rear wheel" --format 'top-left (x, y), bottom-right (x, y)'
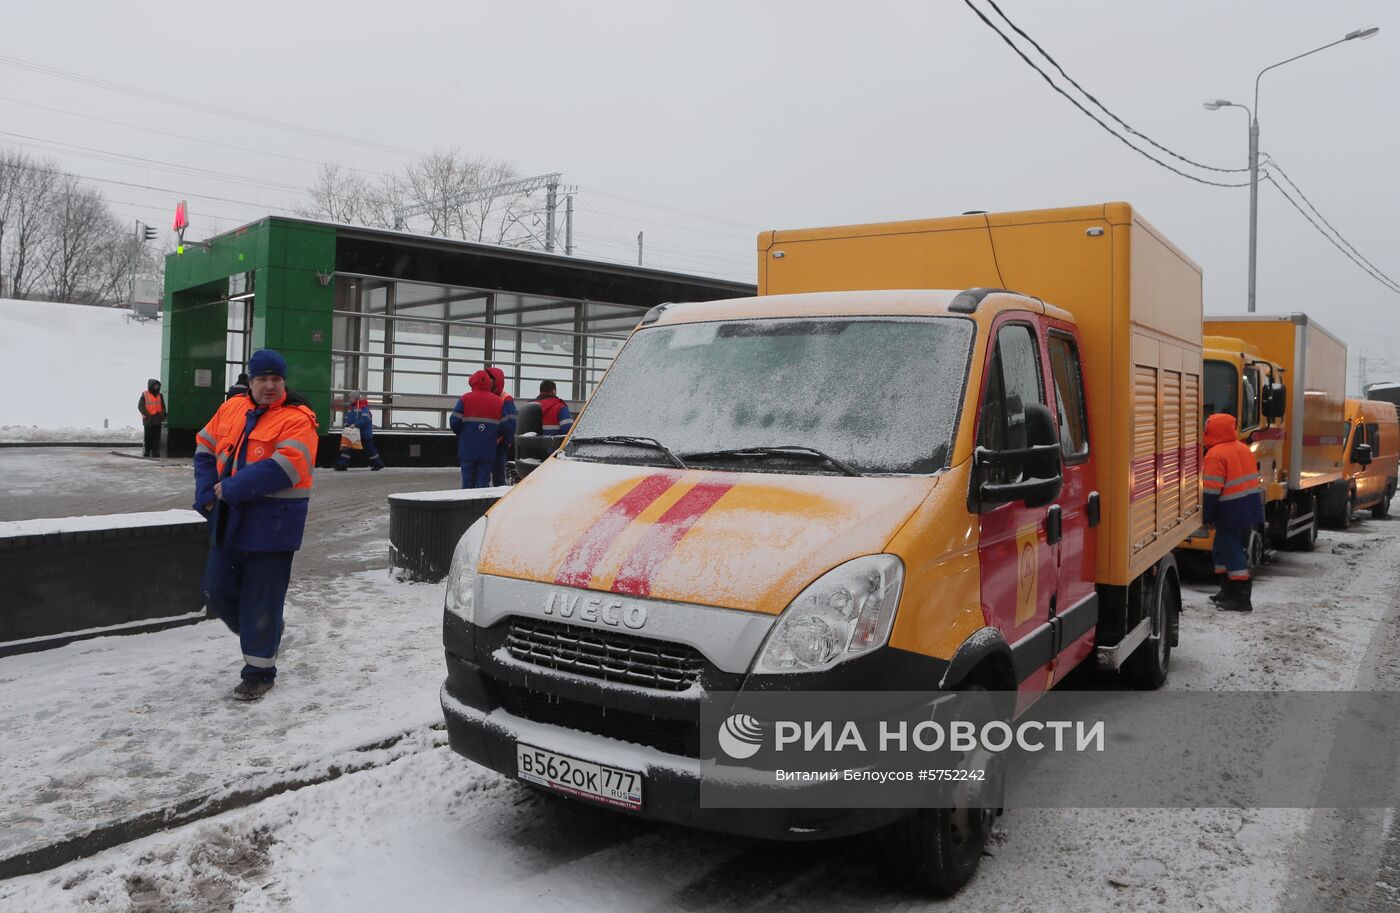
top-left (879, 686), bottom-right (1004, 896)
top-left (1374, 482), bottom-right (1394, 519)
top-left (1125, 559), bottom-right (1176, 690)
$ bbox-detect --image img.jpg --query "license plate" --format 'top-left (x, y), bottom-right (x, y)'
top-left (516, 743), bottom-right (643, 811)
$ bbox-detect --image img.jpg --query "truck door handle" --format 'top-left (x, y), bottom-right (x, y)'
top-left (1045, 505), bottom-right (1063, 545)
top-left (1086, 492), bottom-right (1101, 528)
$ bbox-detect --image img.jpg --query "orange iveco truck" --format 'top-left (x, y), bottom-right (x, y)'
top-left (441, 202), bottom-right (1202, 894)
top-left (1200, 314), bottom-right (1346, 547)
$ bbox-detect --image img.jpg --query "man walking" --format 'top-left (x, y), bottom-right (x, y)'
top-left (450, 369), bottom-right (503, 488)
top-left (194, 349), bottom-right (319, 700)
top-left (138, 379), bottom-right (166, 458)
top-left (334, 391), bottom-right (385, 471)
top-left (1202, 412), bottom-right (1264, 612)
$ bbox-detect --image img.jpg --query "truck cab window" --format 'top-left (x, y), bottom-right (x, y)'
top-left (1241, 367), bottom-right (1260, 430)
top-left (1048, 333), bottom-right (1089, 460)
top-left (978, 322), bottom-right (1045, 483)
top-left (1203, 360), bottom-right (1238, 421)
top-left (1366, 422), bottom-right (1380, 454)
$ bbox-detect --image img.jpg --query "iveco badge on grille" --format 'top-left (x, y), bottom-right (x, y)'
top-left (544, 590), bottom-right (647, 629)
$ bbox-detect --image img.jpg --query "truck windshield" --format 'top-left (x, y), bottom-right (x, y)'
top-left (1203, 360), bottom-right (1238, 422)
top-left (566, 316), bottom-right (974, 475)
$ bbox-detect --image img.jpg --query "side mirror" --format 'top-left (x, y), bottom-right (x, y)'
top-left (974, 403), bottom-right (1064, 509)
top-left (1263, 383), bottom-right (1287, 420)
top-left (1352, 442), bottom-right (1373, 466)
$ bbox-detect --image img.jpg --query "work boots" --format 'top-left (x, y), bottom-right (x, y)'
top-left (1209, 575), bottom-right (1228, 604)
top-left (1215, 578), bottom-right (1253, 613)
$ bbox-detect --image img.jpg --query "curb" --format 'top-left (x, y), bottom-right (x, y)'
top-left (0, 722), bottom-right (446, 880)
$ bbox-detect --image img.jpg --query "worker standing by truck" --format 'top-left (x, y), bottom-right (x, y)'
top-left (1202, 412), bottom-right (1265, 612)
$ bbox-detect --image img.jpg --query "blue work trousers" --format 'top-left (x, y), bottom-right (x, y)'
top-left (492, 447), bottom-right (509, 487)
top-left (1212, 526), bottom-right (1250, 580)
top-left (460, 460), bottom-right (493, 489)
top-left (202, 545), bottom-right (294, 682)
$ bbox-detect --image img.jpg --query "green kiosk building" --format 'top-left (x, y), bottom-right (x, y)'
top-left (161, 217), bottom-right (753, 464)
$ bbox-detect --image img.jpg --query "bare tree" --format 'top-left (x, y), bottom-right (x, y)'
top-left (299, 163), bottom-right (374, 224)
top-left (400, 149), bottom-right (479, 238)
top-left (44, 174), bottom-right (117, 304)
top-left (461, 158), bottom-right (534, 245)
top-left (1, 152), bottom-right (58, 299)
top-left (361, 172), bottom-right (411, 230)
top-left (297, 148), bottom-right (548, 249)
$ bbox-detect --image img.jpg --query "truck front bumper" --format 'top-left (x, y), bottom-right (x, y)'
top-left (441, 651), bottom-right (910, 841)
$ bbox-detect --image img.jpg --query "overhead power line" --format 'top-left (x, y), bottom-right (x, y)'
top-left (0, 54), bottom-right (423, 158)
top-left (0, 129), bottom-right (308, 193)
top-left (578, 186), bottom-right (765, 231)
top-left (961, 0), bottom-right (1250, 188)
top-left (982, 0), bottom-right (1247, 174)
top-left (0, 94), bottom-right (390, 179)
top-left (1262, 155), bottom-right (1400, 292)
top-left (1263, 174), bottom-right (1400, 295)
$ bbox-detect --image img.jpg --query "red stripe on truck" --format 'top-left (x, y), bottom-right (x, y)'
top-left (554, 473), bottom-right (680, 588)
top-left (610, 481), bottom-right (736, 597)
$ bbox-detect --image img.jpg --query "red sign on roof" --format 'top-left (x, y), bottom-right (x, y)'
top-left (173, 200), bottom-right (189, 232)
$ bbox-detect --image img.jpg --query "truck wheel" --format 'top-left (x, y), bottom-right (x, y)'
top-left (1125, 561), bottom-right (1175, 690)
top-left (1339, 489), bottom-right (1355, 529)
top-left (1247, 528), bottom-right (1266, 569)
top-left (1374, 483), bottom-right (1394, 519)
top-left (879, 687), bottom-right (1003, 896)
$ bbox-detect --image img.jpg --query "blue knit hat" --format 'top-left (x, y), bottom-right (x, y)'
top-left (247, 349), bottom-right (287, 379)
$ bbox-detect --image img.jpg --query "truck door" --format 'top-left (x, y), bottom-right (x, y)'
top-left (1044, 328), bottom-right (1097, 680)
top-left (1361, 420), bottom-right (1381, 502)
top-left (975, 318), bottom-right (1058, 702)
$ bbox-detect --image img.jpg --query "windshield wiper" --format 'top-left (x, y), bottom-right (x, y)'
top-left (682, 445), bottom-right (863, 477)
top-left (568, 436), bottom-right (688, 469)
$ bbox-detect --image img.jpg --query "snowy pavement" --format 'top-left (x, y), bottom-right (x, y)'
top-left (2, 447), bottom-right (1400, 911)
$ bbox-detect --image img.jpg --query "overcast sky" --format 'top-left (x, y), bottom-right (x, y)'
top-left (4, 0), bottom-right (1395, 389)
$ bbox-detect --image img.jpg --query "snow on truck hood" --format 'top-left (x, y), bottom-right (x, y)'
top-left (478, 457), bottom-right (936, 615)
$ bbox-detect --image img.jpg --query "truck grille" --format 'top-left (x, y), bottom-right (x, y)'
top-left (506, 617), bottom-right (704, 691)
top-left (494, 682), bottom-right (701, 757)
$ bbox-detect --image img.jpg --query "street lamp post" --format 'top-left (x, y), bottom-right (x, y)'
top-left (1205, 26), bottom-right (1379, 312)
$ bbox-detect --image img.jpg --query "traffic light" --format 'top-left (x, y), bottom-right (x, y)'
top-left (141, 224), bottom-right (157, 242)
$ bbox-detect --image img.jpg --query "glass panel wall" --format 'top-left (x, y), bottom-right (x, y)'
top-left (582, 302), bottom-right (638, 401)
top-left (494, 293), bottom-right (579, 400)
top-left (331, 276), bottom-right (634, 429)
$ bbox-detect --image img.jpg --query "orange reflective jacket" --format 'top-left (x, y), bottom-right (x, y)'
top-left (195, 393), bottom-right (318, 492)
top-left (142, 391), bottom-right (164, 417)
top-left (1202, 412), bottom-right (1264, 527)
top-left (193, 391), bottom-right (319, 552)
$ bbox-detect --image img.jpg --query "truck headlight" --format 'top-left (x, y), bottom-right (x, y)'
top-left (445, 517), bottom-right (488, 624)
top-left (752, 555), bottom-right (904, 674)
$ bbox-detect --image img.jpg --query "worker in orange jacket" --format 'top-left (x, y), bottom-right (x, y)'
top-left (194, 349), bottom-right (319, 700)
top-left (1202, 412), bottom-right (1265, 612)
top-left (138, 379), bottom-right (166, 457)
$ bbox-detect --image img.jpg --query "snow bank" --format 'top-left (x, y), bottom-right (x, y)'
top-left (388, 486), bottom-right (512, 502)
top-left (0, 298), bottom-right (162, 436)
top-left (0, 509), bottom-right (204, 538)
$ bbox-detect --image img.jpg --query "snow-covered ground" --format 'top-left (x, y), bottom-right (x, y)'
top-left (0, 298), bottom-right (161, 440)
top-left (3, 444), bottom-right (1399, 912)
top-left (3, 301), bottom-right (1394, 911)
